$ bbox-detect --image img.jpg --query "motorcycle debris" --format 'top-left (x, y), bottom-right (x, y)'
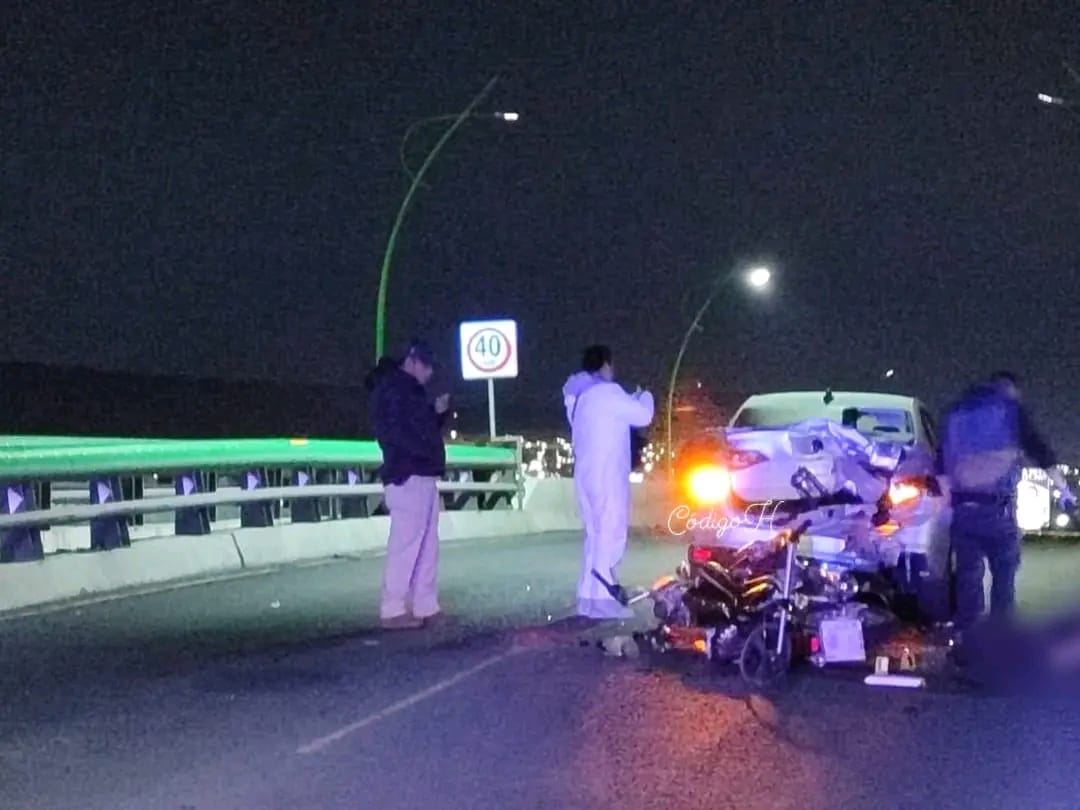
top-left (899, 647), bottom-right (917, 671)
top-left (597, 635), bottom-right (640, 658)
top-left (865, 673), bottom-right (926, 688)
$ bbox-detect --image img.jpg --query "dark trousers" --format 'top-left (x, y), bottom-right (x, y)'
top-left (951, 501), bottom-right (1021, 630)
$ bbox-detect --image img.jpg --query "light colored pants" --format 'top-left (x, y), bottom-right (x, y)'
top-left (575, 478), bottom-right (633, 620)
top-left (380, 475), bottom-right (441, 620)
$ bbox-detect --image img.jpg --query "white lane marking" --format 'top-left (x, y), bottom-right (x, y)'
top-left (295, 648), bottom-right (522, 755)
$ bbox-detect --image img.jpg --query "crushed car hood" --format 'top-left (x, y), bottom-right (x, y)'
top-left (719, 418), bottom-right (916, 569)
top-left (724, 417), bottom-right (903, 501)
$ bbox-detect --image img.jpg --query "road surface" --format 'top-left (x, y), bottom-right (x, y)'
top-left (2, 531), bottom-right (1080, 809)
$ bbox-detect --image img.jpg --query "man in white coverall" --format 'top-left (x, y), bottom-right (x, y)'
top-left (563, 345), bottom-right (655, 619)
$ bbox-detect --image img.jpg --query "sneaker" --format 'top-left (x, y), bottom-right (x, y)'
top-left (380, 614), bottom-right (423, 630)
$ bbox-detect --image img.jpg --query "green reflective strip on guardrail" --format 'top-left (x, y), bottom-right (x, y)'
top-left (0, 437), bottom-right (515, 480)
top-left (0, 436), bottom-right (181, 450)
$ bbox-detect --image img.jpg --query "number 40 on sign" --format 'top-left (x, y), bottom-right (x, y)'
top-left (458, 318), bottom-right (518, 439)
top-left (459, 319), bottom-right (518, 380)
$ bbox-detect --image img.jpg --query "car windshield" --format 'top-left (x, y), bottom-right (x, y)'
top-left (731, 402), bottom-right (915, 443)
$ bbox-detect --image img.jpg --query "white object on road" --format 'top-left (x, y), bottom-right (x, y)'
top-left (599, 635), bottom-right (640, 658)
top-left (864, 674), bottom-right (925, 688)
top-left (818, 617), bottom-right (866, 663)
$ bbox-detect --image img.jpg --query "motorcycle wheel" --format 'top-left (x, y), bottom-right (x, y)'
top-left (739, 621), bottom-right (793, 689)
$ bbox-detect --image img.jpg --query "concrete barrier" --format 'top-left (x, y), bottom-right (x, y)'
top-left (0, 533), bottom-right (243, 613)
top-left (0, 477), bottom-right (675, 614)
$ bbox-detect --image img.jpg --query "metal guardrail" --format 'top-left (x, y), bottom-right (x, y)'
top-left (0, 437), bottom-right (515, 478)
top-left (0, 435), bottom-right (526, 562)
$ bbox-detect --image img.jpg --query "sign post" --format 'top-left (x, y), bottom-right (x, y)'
top-left (459, 319), bottom-right (519, 439)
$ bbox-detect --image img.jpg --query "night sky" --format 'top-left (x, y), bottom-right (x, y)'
top-left (2, 2), bottom-right (1078, 452)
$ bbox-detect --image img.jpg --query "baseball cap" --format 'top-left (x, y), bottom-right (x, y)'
top-left (403, 339), bottom-right (436, 367)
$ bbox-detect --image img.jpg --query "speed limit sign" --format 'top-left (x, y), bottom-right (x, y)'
top-left (459, 319), bottom-right (518, 380)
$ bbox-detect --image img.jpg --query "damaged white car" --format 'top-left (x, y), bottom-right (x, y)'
top-left (672, 390), bottom-right (952, 622)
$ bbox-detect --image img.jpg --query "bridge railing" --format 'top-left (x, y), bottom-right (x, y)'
top-left (0, 436), bottom-right (525, 562)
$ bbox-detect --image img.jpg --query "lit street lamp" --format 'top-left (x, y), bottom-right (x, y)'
top-left (374, 75), bottom-right (518, 359)
top-left (400, 110), bottom-right (520, 181)
top-left (747, 266), bottom-right (771, 289)
top-left (1037, 92), bottom-right (1077, 113)
top-left (665, 265), bottom-right (773, 475)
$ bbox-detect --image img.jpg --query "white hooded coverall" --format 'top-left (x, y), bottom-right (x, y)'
top-left (563, 371), bottom-right (655, 618)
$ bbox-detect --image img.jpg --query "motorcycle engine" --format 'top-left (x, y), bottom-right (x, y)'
top-left (800, 560), bottom-right (859, 603)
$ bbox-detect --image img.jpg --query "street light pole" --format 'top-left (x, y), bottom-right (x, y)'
top-left (400, 111), bottom-right (518, 183)
top-left (666, 285), bottom-right (722, 477)
top-left (374, 74), bottom-right (500, 360)
top-left (665, 266), bottom-right (771, 476)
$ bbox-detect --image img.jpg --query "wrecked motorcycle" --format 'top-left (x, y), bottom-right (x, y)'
top-left (594, 466), bottom-right (901, 688)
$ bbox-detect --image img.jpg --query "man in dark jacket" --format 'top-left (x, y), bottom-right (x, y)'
top-left (939, 371), bottom-right (1075, 632)
top-left (365, 340), bottom-right (450, 629)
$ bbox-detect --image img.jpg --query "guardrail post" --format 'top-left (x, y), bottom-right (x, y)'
top-left (1, 482), bottom-right (44, 562)
top-left (340, 469), bottom-right (369, 518)
top-left (241, 469), bottom-right (273, 528)
top-left (268, 469), bottom-right (283, 520)
top-left (316, 468), bottom-right (336, 518)
top-left (121, 476), bottom-right (144, 526)
top-left (205, 472), bottom-right (218, 523)
top-left (89, 477), bottom-right (131, 551)
top-left (34, 481), bottom-right (52, 528)
top-left (289, 468), bottom-right (320, 523)
top-left (175, 472), bottom-right (211, 535)
top-left (513, 436), bottom-right (525, 510)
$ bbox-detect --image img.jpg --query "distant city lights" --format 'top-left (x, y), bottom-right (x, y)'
top-left (521, 436), bottom-right (665, 478)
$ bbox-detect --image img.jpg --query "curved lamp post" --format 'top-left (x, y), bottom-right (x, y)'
top-left (665, 265), bottom-right (772, 475)
top-left (401, 111), bottom-right (519, 183)
top-left (374, 74), bottom-right (518, 359)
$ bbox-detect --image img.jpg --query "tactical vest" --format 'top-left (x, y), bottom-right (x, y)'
top-left (942, 392), bottom-right (1021, 496)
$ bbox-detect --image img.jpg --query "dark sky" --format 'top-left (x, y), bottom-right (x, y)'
top-left (2, 2), bottom-right (1078, 452)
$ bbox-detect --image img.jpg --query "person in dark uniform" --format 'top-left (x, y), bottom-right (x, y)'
top-left (938, 372), bottom-right (1075, 633)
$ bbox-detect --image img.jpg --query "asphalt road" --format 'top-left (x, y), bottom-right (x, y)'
top-left (3, 531), bottom-right (1080, 809)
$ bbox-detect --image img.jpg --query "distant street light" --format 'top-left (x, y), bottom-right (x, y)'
top-left (374, 75), bottom-right (518, 359)
top-left (400, 110), bottom-right (520, 181)
top-left (747, 266), bottom-right (771, 289)
top-left (665, 265), bottom-right (774, 474)
top-left (1037, 92), bottom-right (1077, 114)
